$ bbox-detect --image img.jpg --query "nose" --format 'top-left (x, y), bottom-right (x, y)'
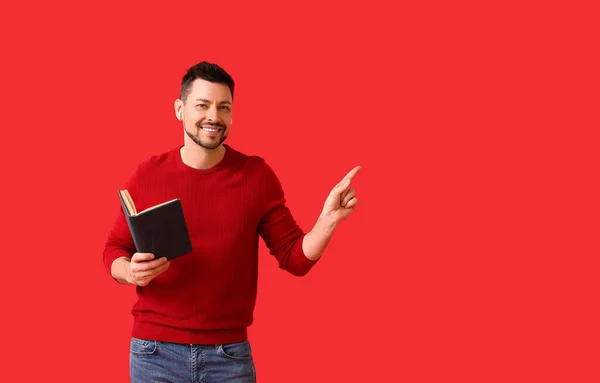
top-left (207, 105), bottom-right (218, 122)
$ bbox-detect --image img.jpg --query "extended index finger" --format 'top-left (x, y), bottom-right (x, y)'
top-left (342, 166), bottom-right (362, 182)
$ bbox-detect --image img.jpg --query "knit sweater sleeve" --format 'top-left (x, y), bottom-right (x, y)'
top-left (102, 164), bottom-right (143, 276)
top-left (258, 161), bottom-right (318, 276)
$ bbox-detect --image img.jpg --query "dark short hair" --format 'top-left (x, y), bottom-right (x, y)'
top-left (179, 61), bottom-right (235, 103)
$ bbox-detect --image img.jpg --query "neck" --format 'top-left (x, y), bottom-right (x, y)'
top-left (180, 142), bottom-right (227, 170)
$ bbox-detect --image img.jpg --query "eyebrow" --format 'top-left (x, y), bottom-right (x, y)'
top-left (195, 98), bottom-right (232, 105)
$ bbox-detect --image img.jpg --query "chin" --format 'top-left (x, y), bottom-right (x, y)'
top-left (199, 137), bottom-right (227, 150)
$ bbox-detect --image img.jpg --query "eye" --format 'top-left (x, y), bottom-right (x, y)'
top-left (196, 104), bottom-right (208, 109)
top-left (219, 106), bottom-right (231, 112)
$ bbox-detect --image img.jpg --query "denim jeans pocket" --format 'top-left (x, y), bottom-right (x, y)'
top-left (216, 340), bottom-right (253, 361)
top-left (130, 337), bottom-right (158, 356)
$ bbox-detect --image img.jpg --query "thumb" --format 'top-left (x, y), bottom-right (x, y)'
top-left (132, 253), bottom-right (155, 263)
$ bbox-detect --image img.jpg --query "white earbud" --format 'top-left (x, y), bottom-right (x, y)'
top-left (178, 112), bottom-right (182, 121)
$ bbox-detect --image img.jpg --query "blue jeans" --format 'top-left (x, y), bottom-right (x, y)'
top-left (130, 337), bottom-right (256, 382)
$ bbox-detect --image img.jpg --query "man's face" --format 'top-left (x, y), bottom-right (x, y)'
top-left (180, 78), bottom-right (233, 150)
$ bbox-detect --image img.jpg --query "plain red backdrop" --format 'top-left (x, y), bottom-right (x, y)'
top-left (1, 0), bottom-right (599, 382)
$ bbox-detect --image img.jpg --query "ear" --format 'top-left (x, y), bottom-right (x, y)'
top-left (174, 99), bottom-right (184, 120)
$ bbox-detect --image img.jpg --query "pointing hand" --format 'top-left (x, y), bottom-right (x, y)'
top-left (320, 166), bottom-right (361, 224)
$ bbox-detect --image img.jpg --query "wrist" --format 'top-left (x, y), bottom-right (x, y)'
top-left (317, 213), bottom-right (338, 231)
top-left (303, 214), bottom-right (338, 261)
top-left (123, 258), bottom-right (133, 284)
top-left (112, 256), bottom-right (133, 284)
top-left (311, 214), bottom-right (339, 241)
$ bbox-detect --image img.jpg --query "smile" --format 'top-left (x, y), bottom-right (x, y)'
top-left (201, 126), bottom-right (222, 133)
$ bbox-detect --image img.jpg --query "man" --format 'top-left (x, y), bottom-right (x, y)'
top-left (103, 61), bottom-right (360, 382)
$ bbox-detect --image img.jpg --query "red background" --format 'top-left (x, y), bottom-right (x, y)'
top-left (1, 0), bottom-right (599, 382)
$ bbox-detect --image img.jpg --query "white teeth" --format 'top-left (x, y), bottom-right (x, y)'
top-left (202, 127), bottom-right (219, 132)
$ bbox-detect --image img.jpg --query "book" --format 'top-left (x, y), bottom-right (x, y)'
top-left (118, 189), bottom-right (193, 261)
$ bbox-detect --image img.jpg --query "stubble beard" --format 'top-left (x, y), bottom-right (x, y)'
top-left (185, 122), bottom-right (228, 150)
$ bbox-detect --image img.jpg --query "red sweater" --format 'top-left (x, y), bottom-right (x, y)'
top-left (103, 145), bottom-right (318, 344)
